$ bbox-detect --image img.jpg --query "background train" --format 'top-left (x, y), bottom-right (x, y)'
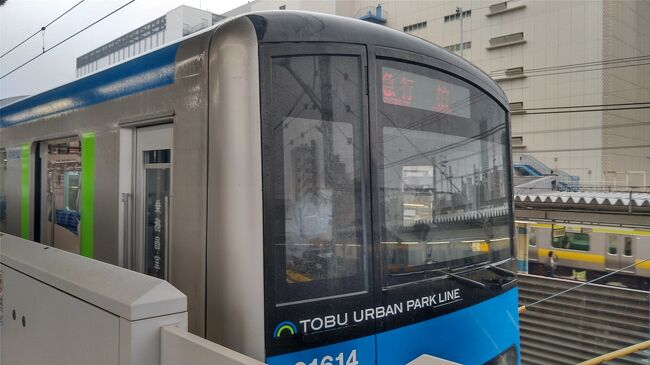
top-left (0, 11), bottom-right (518, 364)
top-left (516, 221), bottom-right (650, 290)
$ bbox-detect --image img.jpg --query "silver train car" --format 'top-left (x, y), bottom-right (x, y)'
top-left (517, 221), bottom-right (650, 288)
top-left (1, 11), bottom-right (519, 364)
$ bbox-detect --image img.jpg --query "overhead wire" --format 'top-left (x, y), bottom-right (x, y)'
top-left (520, 106), bottom-right (650, 115)
top-left (0, 0), bottom-right (86, 59)
top-left (495, 61), bottom-right (650, 79)
top-left (491, 54), bottom-right (650, 75)
top-left (1, 0), bottom-right (136, 80)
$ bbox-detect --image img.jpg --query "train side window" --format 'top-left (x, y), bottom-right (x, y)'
top-left (552, 225), bottom-right (589, 251)
top-left (551, 225), bottom-right (565, 249)
top-left (607, 235), bottom-right (617, 255)
top-left (566, 232), bottom-right (589, 251)
top-left (263, 53), bottom-right (367, 303)
top-left (623, 237), bottom-right (633, 256)
top-left (528, 227), bottom-right (536, 247)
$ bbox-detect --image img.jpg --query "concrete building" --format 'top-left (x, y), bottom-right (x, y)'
top-left (225, 0), bottom-right (650, 189)
top-left (76, 5), bottom-right (224, 77)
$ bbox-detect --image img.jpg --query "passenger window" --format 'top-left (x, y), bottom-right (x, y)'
top-left (566, 232), bottom-right (589, 251)
top-left (263, 54), bottom-right (367, 303)
top-left (551, 226), bottom-right (589, 251)
top-left (608, 235), bottom-right (617, 255)
top-left (551, 225), bottom-right (565, 249)
top-left (624, 237), bottom-right (633, 256)
top-left (528, 227), bottom-right (536, 247)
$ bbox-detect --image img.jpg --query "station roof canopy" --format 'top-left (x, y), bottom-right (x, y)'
top-left (515, 191), bottom-right (650, 208)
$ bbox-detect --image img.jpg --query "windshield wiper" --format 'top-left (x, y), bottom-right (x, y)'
top-left (388, 267), bottom-right (486, 288)
top-left (436, 268), bottom-right (486, 289)
top-left (486, 259), bottom-right (517, 278)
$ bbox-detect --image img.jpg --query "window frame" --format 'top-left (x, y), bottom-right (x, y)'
top-left (370, 46), bottom-right (514, 289)
top-left (368, 45), bottom-right (515, 333)
top-left (259, 43), bottom-right (376, 357)
top-left (623, 236), bottom-right (633, 257)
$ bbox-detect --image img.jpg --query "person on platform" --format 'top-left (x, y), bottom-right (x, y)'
top-left (545, 251), bottom-right (559, 277)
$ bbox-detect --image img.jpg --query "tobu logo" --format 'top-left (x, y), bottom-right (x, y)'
top-left (273, 321), bottom-right (298, 338)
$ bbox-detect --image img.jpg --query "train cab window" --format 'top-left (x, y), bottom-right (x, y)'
top-left (624, 237), bottom-right (633, 256)
top-left (376, 59), bottom-right (511, 286)
top-left (263, 54), bottom-right (367, 303)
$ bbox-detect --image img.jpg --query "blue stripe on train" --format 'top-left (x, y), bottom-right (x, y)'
top-left (267, 289), bottom-right (520, 365)
top-left (0, 43), bottom-right (179, 128)
top-left (376, 288), bottom-right (520, 364)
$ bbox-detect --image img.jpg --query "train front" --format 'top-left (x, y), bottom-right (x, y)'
top-left (254, 11), bottom-right (518, 365)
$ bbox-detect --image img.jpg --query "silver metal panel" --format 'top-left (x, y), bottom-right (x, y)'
top-left (0, 28), bottom-right (215, 336)
top-left (205, 17), bottom-right (265, 360)
top-left (519, 274), bottom-right (649, 365)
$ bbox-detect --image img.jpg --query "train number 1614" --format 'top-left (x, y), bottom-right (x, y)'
top-left (295, 350), bottom-right (358, 365)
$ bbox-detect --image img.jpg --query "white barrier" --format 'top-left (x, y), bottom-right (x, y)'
top-left (161, 325), bottom-right (265, 365)
top-left (0, 233), bottom-right (267, 365)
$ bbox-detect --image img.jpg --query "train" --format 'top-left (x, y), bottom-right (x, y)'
top-left (516, 221), bottom-right (650, 290)
top-left (0, 11), bottom-right (518, 364)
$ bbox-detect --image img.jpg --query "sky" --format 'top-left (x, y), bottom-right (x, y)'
top-left (0, 0), bottom-right (249, 99)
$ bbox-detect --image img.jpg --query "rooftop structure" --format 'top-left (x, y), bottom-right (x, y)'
top-left (76, 5), bottom-right (224, 77)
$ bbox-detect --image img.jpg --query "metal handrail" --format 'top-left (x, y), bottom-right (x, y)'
top-left (575, 340), bottom-right (650, 365)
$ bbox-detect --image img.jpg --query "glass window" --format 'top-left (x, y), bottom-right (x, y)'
top-left (63, 171), bottom-right (80, 211)
top-left (551, 225), bottom-right (565, 248)
top-left (377, 59), bottom-right (511, 286)
top-left (608, 235), bottom-right (617, 255)
top-left (552, 225), bottom-right (589, 251)
top-left (624, 237), bottom-right (633, 256)
top-left (143, 150), bottom-right (171, 279)
top-left (528, 227), bottom-right (536, 247)
top-left (44, 139), bottom-right (82, 251)
top-left (264, 54), bottom-right (367, 304)
top-left (0, 149), bottom-right (6, 232)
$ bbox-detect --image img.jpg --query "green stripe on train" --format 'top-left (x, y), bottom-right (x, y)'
top-left (81, 133), bottom-right (95, 258)
top-left (20, 143), bottom-right (30, 239)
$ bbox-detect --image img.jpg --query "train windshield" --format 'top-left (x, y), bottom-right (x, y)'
top-left (264, 53), bottom-right (368, 304)
top-left (376, 58), bottom-right (511, 286)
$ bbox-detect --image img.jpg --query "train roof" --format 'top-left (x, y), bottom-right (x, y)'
top-left (246, 11), bottom-right (507, 105)
top-left (0, 11), bottom-right (507, 129)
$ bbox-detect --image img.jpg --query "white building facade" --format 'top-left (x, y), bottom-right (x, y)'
top-left (225, 0), bottom-right (650, 189)
top-left (76, 5), bottom-right (224, 78)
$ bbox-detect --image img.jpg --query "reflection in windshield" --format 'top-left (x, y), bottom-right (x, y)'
top-left (265, 54), bottom-right (367, 303)
top-left (378, 60), bottom-right (512, 286)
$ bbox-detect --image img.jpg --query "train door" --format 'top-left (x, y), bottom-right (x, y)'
top-left (38, 138), bottom-right (82, 253)
top-left (605, 235), bottom-right (636, 273)
top-left (133, 124), bottom-right (173, 279)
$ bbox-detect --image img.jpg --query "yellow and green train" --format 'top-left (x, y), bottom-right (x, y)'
top-left (516, 221), bottom-right (650, 289)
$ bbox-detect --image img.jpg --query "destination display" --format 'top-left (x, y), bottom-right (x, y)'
top-left (382, 66), bottom-right (471, 118)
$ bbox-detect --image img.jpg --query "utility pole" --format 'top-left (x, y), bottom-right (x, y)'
top-left (456, 6), bottom-right (464, 57)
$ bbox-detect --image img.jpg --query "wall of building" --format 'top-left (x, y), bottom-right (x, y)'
top-left (76, 6), bottom-right (221, 79)
top-left (601, 0), bottom-right (650, 188)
